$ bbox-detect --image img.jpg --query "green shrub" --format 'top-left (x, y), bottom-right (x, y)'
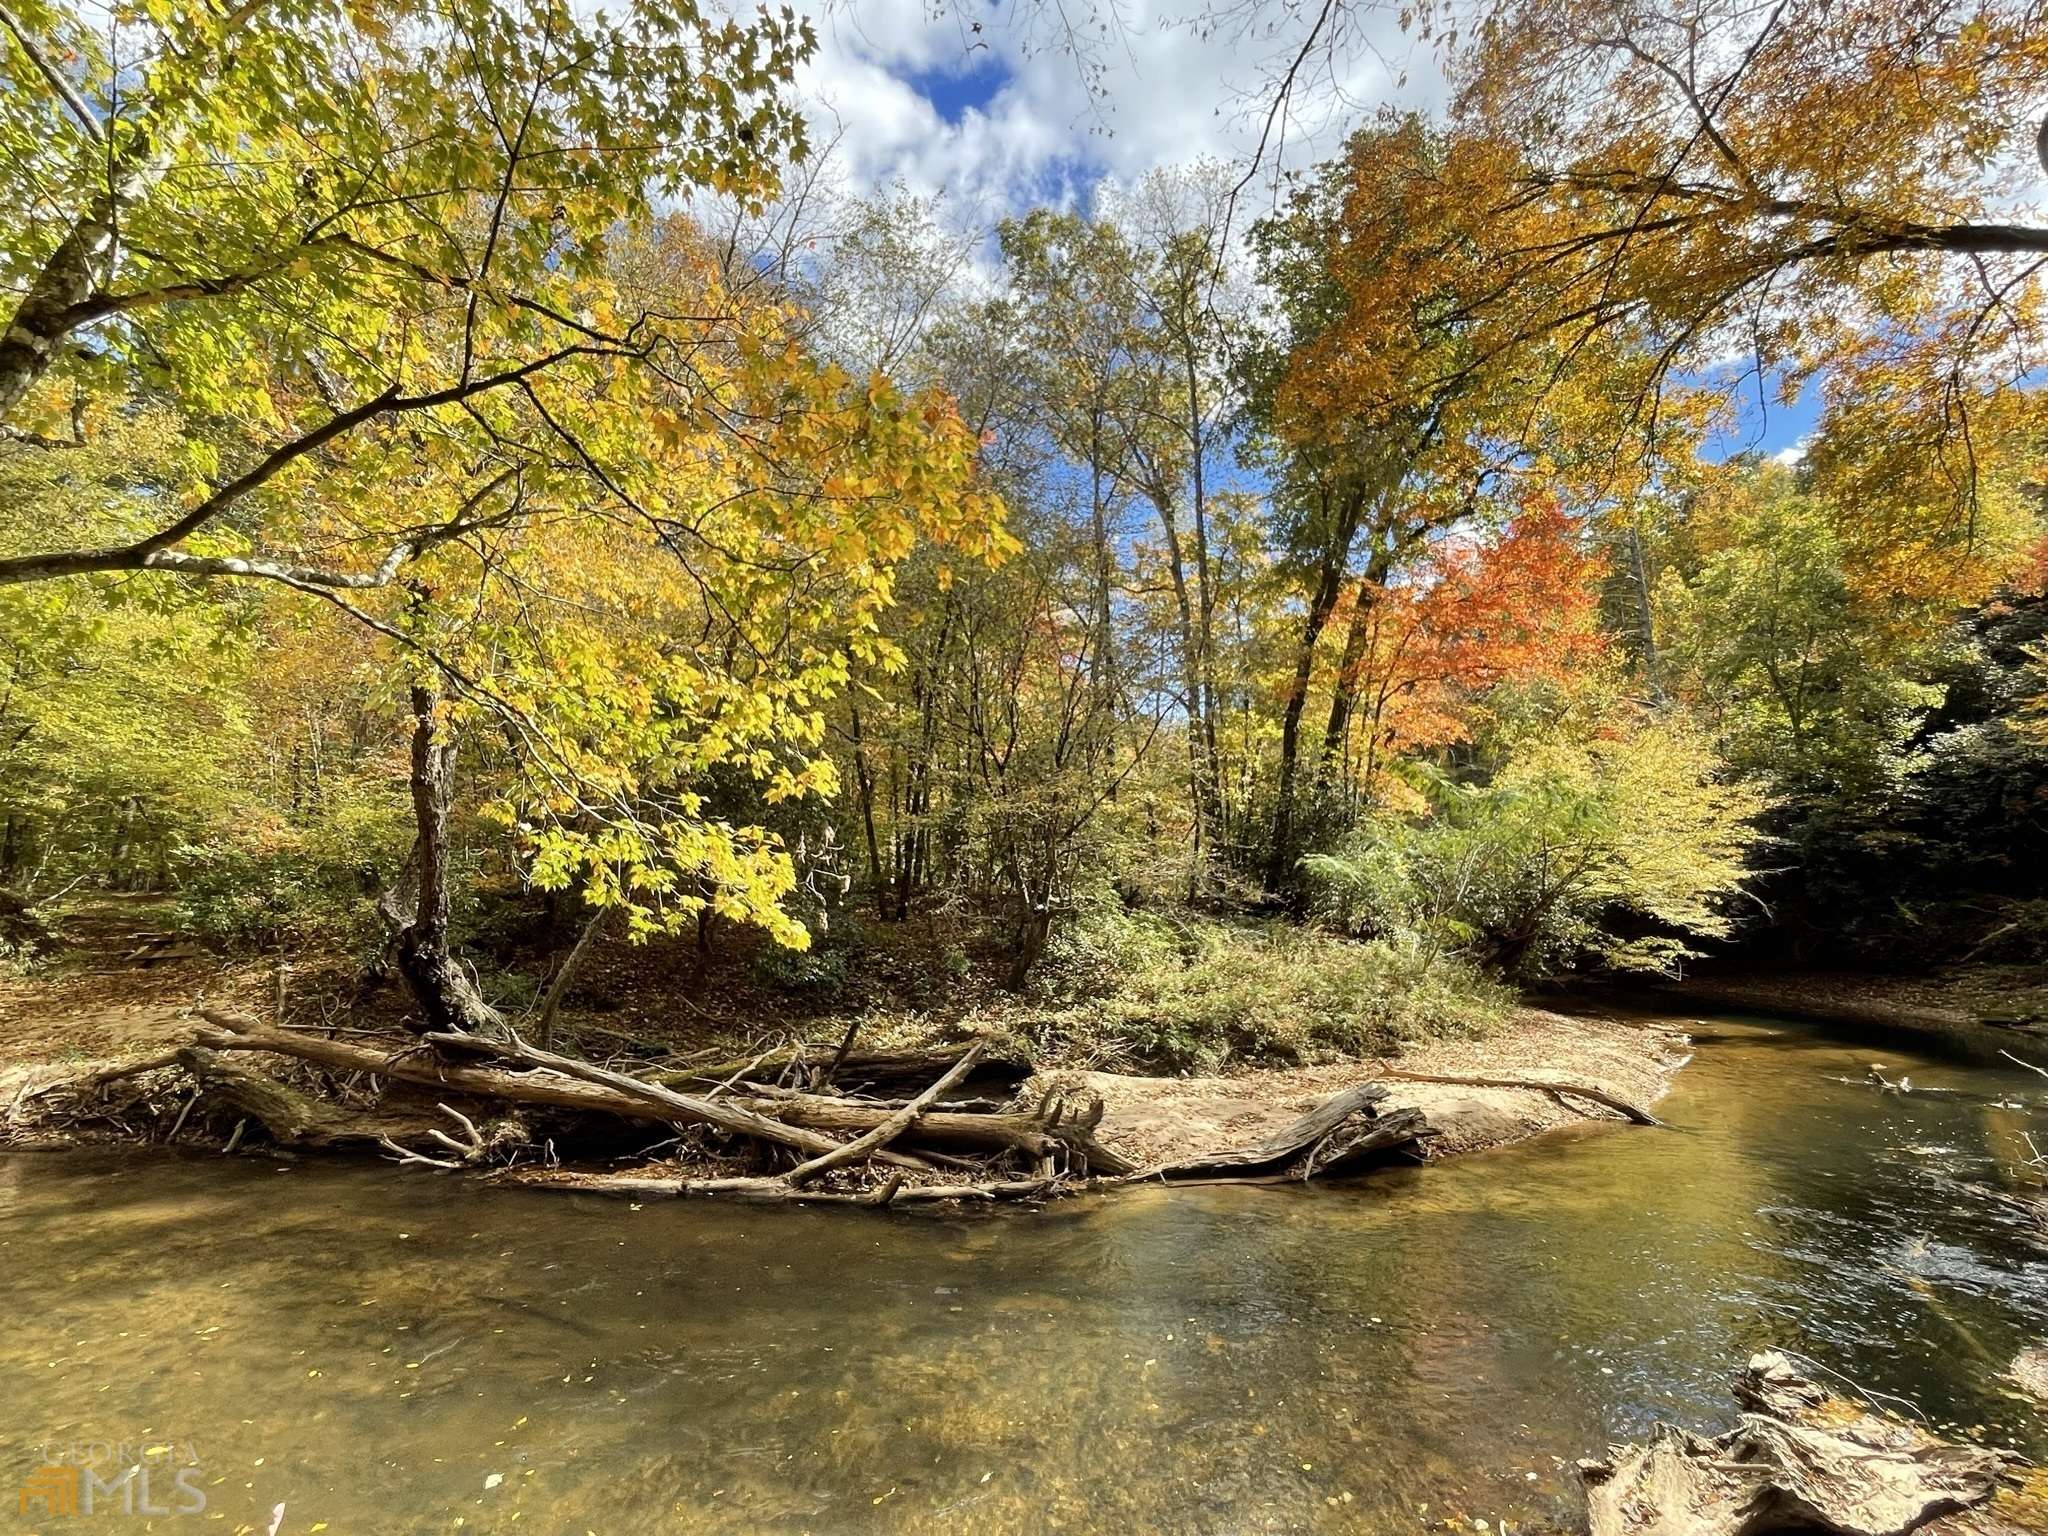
top-left (749, 912), bottom-right (863, 993)
top-left (1031, 901), bottom-right (1508, 1072)
top-left (172, 843), bottom-right (377, 952)
top-left (0, 932), bottom-right (43, 977)
top-left (1302, 711), bottom-right (1766, 978)
top-left (1032, 891), bottom-right (1185, 1001)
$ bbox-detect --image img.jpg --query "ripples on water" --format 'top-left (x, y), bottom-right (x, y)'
top-left (1, 1013), bottom-right (2044, 1534)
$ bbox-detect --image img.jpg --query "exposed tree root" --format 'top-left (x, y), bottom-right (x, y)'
top-left (1133, 1082), bottom-right (1432, 1182)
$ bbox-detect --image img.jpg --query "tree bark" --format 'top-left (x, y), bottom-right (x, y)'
top-left (171, 1044), bottom-right (448, 1150)
top-left (661, 1041), bottom-right (1031, 1096)
top-left (0, 9), bottom-right (249, 421)
top-left (188, 1013), bottom-right (1137, 1174)
top-left (1005, 883), bottom-right (1052, 992)
top-left (782, 1045), bottom-right (982, 1184)
top-left (1373, 1067), bottom-right (1664, 1126)
top-left (1625, 520), bottom-right (1665, 702)
top-left (391, 685), bottom-right (503, 1037)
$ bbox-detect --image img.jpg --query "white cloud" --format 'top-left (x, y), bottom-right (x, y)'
top-left (1771, 438), bottom-right (1810, 467)
top-left (790, 0), bottom-right (1445, 226)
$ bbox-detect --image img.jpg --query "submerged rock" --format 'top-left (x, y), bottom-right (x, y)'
top-left (1579, 1351), bottom-right (2018, 1536)
top-left (2012, 1347), bottom-right (2048, 1405)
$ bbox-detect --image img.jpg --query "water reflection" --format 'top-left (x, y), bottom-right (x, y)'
top-left (1, 1014), bottom-right (2043, 1534)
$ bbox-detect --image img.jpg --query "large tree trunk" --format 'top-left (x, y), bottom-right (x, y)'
top-left (1180, 318), bottom-right (1226, 858)
top-left (1316, 581), bottom-right (1373, 793)
top-left (1267, 484), bottom-right (1363, 892)
top-left (391, 685), bottom-right (503, 1037)
top-left (1086, 403), bottom-right (1117, 698)
top-left (172, 1044), bottom-right (452, 1150)
top-left (1006, 880), bottom-right (1053, 993)
top-left (0, 29), bottom-right (223, 422)
top-left (1317, 541), bottom-right (1404, 800)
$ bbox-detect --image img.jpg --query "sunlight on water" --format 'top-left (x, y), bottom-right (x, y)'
top-left (3, 1014), bottom-right (2044, 1534)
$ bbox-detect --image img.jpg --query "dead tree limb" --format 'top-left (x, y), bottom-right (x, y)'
top-left (26, 1050), bottom-right (182, 1101)
top-left (174, 1044), bottom-right (448, 1151)
top-left (522, 1170), bottom-right (1061, 1205)
top-left (418, 1027), bottom-right (938, 1173)
top-left (656, 1040), bottom-right (1031, 1097)
top-left (532, 905), bottom-right (607, 1049)
top-left (784, 1045), bottom-right (982, 1185)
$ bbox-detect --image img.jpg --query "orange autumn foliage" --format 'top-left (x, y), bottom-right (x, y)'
top-left (1329, 498), bottom-right (1607, 797)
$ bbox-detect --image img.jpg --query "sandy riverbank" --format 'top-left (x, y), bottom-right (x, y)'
top-left (1038, 1007), bottom-right (1692, 1174)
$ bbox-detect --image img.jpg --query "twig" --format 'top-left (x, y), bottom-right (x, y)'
top-left (821, 1019), bottom-right (862, 1088)
top-left (165, 1087), bottom-right (200, 1143)
top-left (2000, 1049), bottom-right (2048, 1081)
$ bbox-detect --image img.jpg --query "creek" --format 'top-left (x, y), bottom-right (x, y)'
top-left (3, 1011), bottom-right (2044, 1533)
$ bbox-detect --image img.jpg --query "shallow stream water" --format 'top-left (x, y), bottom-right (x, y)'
top-left (3, 1011), bottom-right (2045, 1534)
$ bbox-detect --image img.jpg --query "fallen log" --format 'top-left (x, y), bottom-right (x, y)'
top-left (417, 1027), bottom-right (938, 1173)
top-left (25, 1049), bottom-right (183, 1101)
top-left (783, 1045), bottom-right (982, 1184)
top-left (193, 1012), bottom-right (1133, 1176)
top-left (747, 1086), bottom-right (1134, 1174)
top-left (1580, 1351), bottom-right (2018, 1536)
top-left (172, 1045), bottom-right (450, 1151)
top-left (195, 1012), bottom-right (929, 1171)
top-left (1137, 1083), bottom-right (1431, 1182)
top-left (1373, 1066), bottom-right (1665, 1126)
top-left (655, 1040), bottom-right (1032, 1096)
top-left (521, 1169), bottom-right (1063, 1205)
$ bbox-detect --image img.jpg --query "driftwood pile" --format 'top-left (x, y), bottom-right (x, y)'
top-left (1580, 1352), bottom-right (2032, 1536)
top-left (17, 1009), bottom-right (1438, 1205)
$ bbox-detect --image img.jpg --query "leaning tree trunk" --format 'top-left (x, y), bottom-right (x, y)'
top-left (391, 685), bottom-right (504, 1037)
top-left (532, 905), bottom-right (606, 1048)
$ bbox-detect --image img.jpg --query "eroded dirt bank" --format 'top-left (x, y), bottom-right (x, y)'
top-left (1655, 967), bottom-right (2048, 1039)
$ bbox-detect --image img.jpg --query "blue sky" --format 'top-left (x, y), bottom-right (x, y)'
top-left (1700, 371), bottom-right (1824, 464)
top-left (902, 58), bottom-right (1004, 126)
